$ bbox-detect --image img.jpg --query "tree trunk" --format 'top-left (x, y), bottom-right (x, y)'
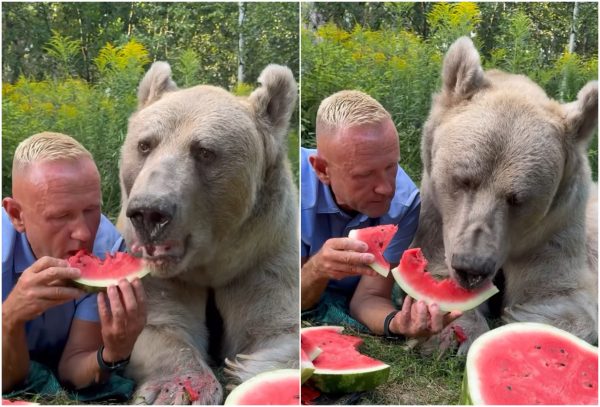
top-left (560, 1), bottom-right (579, 102)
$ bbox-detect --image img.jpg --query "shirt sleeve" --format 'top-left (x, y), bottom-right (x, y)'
top-left (384, 192), bottom-right (421, 265)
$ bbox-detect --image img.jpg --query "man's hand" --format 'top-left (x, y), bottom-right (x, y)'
top-left (311, 237), bottom-right (379, 280)
top-left (3, 256), bottom-right (84, 326)
top-left (98, 278), bottom-right (147, 362)
top-left (389, 296), bottom-right (462, 338)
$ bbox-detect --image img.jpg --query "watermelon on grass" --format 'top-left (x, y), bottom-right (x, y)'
top-left (67, 250), bottom-right (150, 289)
top-left (301, 326), bottom-right (390, 393)
top-left (224, 369), bottom-right (300, 405)
top-left (348, 224), bottom-right (398, 277)
top-left (2, 401), bottom-right (39, 405)
top-left (391, 248), bottom-right (498, 312)
top-left (461, 322), bottom-right (598, 405)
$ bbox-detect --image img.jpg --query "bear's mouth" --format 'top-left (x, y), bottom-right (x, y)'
top-left (131, 237), bottom-right (188, 265)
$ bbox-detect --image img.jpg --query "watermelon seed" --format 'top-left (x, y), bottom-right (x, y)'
top-left (544, 362), bottom-right (549, 367)
top-left (560, 348), bottom-right (565, 353)
top-left (585, 383), bottom-right (593, 388)
top-left (506, 385), bottom-right (512, 391)
top-left (534, 345), bottom-right (541, 349)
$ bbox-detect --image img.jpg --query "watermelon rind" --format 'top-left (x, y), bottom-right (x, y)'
top-left (463, 322), bottom-right (599, 405)
top-left (391, 266), bottom-right (498, 312)
top-left (301, 326), bottom-right (390, 393)
top-left (74, 266), bottom-right (152, 289)
top-left (224, 369), bottom-right (299, 405)
top-left (348, 229), bottom-right (391, 278)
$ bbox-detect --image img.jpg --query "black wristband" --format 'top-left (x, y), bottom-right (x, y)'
top-left (383, 310), bottom-right (404, 340)
top-left (97, 344), bottom-right (130, 372)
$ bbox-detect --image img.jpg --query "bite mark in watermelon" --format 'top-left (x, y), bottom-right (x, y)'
top-left (301, 326), bottom-right (390, 393)
top-left (391, 248), bottom-right (499, 312)
top-left (223, 369), bottom-right (300, 405)
top-left (301, 349), bottom-right (316, 384)
top-left (348, 224), bottom-right (398, 277)
top-left (67, 250), bottom-right (150, 290)
top-left (461, 322), bottom-right (598, 405)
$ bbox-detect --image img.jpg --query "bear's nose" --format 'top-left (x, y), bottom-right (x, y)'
top-left (127, 200), bottom-right (176, 242)
top-left (451, 253), bottom-right (496, 290)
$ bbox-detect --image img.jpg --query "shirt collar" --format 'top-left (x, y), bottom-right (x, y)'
top-left (14, 231), bottom-right (37, 274)
top-left (316, 182), bottom-right (369, 224)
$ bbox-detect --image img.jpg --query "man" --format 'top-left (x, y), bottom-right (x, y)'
top-left (2, 132), bottom-right (146, 393)
top-left (301, 90), bottom-right (461, 339)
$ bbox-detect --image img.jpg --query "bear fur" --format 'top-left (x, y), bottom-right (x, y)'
top-left (412, 37), bottom-right (598, 353)
top-left (117, 62), bottom-right (299, 404)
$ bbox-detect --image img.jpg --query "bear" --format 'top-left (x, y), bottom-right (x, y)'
top-left (117, 62), bottom-right (299, 404)
top-left (412, 37), bottom-right (598, 353)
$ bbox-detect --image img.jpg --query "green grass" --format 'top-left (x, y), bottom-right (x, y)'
top-left (302, 323), bottom-right (466, 405)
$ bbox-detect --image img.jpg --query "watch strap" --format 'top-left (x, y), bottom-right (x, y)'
top-left (97, 344), bottom-right (130, 372)
top-left (383, 310), bottom-right (405, 340)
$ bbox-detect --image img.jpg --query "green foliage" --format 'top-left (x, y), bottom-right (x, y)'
top-left (302, 2), bottom-right (598, 181)
top-left (43, 30), bottom-right (81, 79)
top-left (173, 49), bottom-right (201, 88)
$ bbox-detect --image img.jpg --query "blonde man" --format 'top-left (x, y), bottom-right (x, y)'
top-left (2, 132), bottom-right (146, 394)
top-left (301, 91), bottom-right (461, 339)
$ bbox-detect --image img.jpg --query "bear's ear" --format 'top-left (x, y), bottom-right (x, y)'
top-left (563, 81), bottom-right (598, 144)
top-left (442, 37), bottom-right (487, 101)
top-left (137, 61), bottom-right (178, 109)
top-left (249, 64), bottom-right (297, 139)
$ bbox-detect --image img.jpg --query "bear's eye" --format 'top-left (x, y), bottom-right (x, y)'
top-left (138, 141), bottom-right (152, 155)
top-left (506, 193), bottom-right (521, 207)
top-left (191, 144), bottom-right (216, 162)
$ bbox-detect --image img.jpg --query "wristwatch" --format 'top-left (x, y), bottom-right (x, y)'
top-left (383, 310), bottom-right (405, 340)
top-left (97, 344), bottom-right (130, 372)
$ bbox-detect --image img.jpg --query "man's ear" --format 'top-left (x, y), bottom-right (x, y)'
top-left (3, 197), bottom-right (25, 233)
top-left (309, 155), bottom-right (331, 185)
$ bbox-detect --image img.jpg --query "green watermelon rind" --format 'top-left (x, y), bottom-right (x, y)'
top-left (348, 229), bottom-right (391, 278)
top-left (73, 267), bottom-right (152, 289)
top-left (463, 322), bottom-right (599, 405)
top-left (310, 364), bottom-right (390, 393)
top-left (301, 326), bottom-right (390, 393)
top-left (224, 369), bottom-right (299, 405)
top-left (391, 266), bottom-right (499, 312)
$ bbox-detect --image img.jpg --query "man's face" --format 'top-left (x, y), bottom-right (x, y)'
top-left (11, 158), bottom-right (102, 260)
top-left (318, 118), bottom-right (399, 218)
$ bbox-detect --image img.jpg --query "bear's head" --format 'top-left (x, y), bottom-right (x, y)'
top-left (422, 37), bottom-right (597, 290)
top-left (118, 62), bottom-right (297, 281)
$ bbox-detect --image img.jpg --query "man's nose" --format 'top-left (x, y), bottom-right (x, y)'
top-left (71, 216), bottom-right (92, 243)
top-left (374, 176), bottom-right (394, 197)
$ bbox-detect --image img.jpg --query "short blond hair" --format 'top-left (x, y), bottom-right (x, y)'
top-left (316, 90), bottom-right (391, 138)
top-left (12, 132), bottom-right (93, 174)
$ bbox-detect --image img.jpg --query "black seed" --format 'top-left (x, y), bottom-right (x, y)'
top-left (586, 383), bottom-right (593, 388)
top-left (535, 345), bottom-right (541, 349)
top-left (558, 363), bottom-right (566, 367)
top-left (507, 385), bottom-right (512, 391)
top-left (560, 348), bottom-right (565, 353)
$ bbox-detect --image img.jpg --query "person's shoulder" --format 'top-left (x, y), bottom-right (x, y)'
top-left (392, 165), bottom-right (420, 206)
top-left (301, 147), bottom-right (319, 211)
top-left (2, 209), bottom-right (18, 268)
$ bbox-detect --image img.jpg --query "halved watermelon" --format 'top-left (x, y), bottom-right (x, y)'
top-left (348, 224), bottom-right (398, 277)
top-left (391, 248), bottom-right (498, 312)
top-left (67, 250), bottom-right (150, 289)
top-left (224, 369), bottom-right (300, 405)
top-left (461, 322), bottom-right (598, 405)
top-left (301, 326), bottom-right (389, 393)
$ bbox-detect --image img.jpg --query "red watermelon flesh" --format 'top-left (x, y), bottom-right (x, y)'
top-left (224, 369), bottom-right (300, 405)
top-left (301, 334), bottom-right (322, 361)
top-left (2, 401), bottom-right (39, 405)
top-left (462, 323), bottom-right (598, 405)
top-left (349, 224), bottom-right (398, 277)
top-left (392, 248), bottom-right (498, 312)
top-left (68, 250), bottom-right (150, 289)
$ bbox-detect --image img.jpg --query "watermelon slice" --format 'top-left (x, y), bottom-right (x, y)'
top-left (67, 250), bottom-right (150, 289)
top-left (301, 326), bottom-right (390, 393)
top-left (348, 224), bottom-right (398, 277)
top-left (224, 369), bottom-right (300, 405)
top-left (2, 401), bottom-right (39, 405)
top-left (391, 248), bottom-right (498, 312)
top-left (461, 322), bottom-right (598, 405)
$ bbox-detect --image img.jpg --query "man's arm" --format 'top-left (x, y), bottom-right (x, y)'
top-left (301, 238), bottom-right (377, 311)
top-left (2, 257), bottom-right (83, 392)
top-left (58, 279), bottom-right (147, 389)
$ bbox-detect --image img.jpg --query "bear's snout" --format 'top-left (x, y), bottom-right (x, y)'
top-left (126, 197), bottom-right (177, 242)
top-left (451, 253), bottom-right (497, 290)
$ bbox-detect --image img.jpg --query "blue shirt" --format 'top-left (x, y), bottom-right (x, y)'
top-left (301, 147), bottom-right (420, 296)
top-left (2, 209), bottom-right (125, 368)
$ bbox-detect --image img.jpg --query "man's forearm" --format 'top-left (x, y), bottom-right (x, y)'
top-left (2, 312), bottom-right (30, 392)
top-left (350, 294), bottom-right (396, 335)
top-left (58, 348), bottom-right (110, 390)
top-left (301, 257), bottom-right (329, 311)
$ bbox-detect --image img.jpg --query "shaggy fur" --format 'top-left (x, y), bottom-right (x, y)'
top-left (117, 63), bottom-right (299, 404)
top-left (413, 37), bottom-right (598, 353)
